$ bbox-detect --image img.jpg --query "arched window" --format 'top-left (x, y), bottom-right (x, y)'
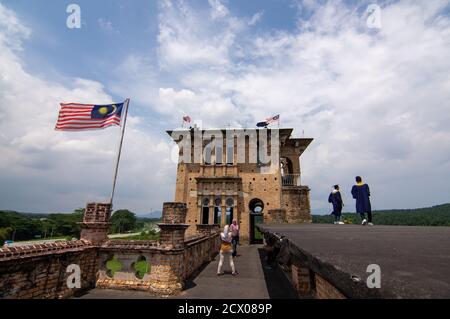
top-left (202, 198), bottom-right (210, 224)
top-left (249, 198), bottom-right (264, 214)
top-left (225, 197), bottom-right (234, 225)
top-left (214, 197), bottom-right (222, 224)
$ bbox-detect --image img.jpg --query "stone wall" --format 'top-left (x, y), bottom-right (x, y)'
top-left (267, 209), bottom-right (287, 223)
top-left (96, 240), bottom-right (185, 295)
top-left (314, 274), bottom-right (346, 299)
top-left (282, 186), bottom-right (312, 223)
top-left (0, 202), bottom-right (221, 298)
top-left (95, 203), bottom-right (220, 296)
top-left (184, 225), bottom-right (220, 279)
top-left (260, 229), bottom-right (348, 299)
top-left (0, 240), bottom-right (98, 299)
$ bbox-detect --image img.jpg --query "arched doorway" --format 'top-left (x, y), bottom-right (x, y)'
top-left (249, 198), bottom-right (264, 244)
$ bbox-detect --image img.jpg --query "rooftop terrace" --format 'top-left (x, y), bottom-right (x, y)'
top-left (258, 224), bottom-right (450, 299)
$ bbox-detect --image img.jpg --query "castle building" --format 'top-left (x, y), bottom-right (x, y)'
top-left (167, 128), bottom-right (313, 244)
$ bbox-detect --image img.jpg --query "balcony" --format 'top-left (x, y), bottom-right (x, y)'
top-left (282, 174), bottom-right (300, 187)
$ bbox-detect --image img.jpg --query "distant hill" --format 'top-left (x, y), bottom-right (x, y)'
top-left (313, 203), bottom-right (450, 226)
top-left (138, 211), bottom-right (162, 219)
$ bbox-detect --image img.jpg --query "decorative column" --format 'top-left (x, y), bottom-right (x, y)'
top-left (79, 203), bottom-right (111, 243)
top-left (221, 205), bottom-right (227, 227)
top-left (150, 202), bottom-right (190, 295)
top-left (209, 198), bottom-right (214, 225)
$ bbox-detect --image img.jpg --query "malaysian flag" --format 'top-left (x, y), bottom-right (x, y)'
top-left (55, 102), bottom-right (124, 131)
top-left (266, 114), bottom-right (280, 124)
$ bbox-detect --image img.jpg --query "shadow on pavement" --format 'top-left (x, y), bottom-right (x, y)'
top-left (257, 248), bottom-right (298, 299)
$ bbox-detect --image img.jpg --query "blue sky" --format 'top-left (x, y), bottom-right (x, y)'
top-left (1, 0), bottom-right (450, 215)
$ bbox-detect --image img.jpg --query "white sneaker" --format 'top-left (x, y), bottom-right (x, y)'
top-left (338, 222), bottom-right (345, 225)
top-left (368, 222), bottom-right (374, 226)
top-left (361, 219), bottom-right (367, 225)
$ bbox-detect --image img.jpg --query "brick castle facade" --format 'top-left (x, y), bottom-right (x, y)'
top-left (167, 127), bottom-right (313, 244)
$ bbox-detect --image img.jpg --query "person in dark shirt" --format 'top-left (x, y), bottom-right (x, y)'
top-left (328, 185), bottom-right (344, 224)
top-left (351, 176), bottom-right (373, 226)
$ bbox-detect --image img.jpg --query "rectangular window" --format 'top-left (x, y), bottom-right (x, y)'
top-left (216, 144), bottom-right (223, 165)
top-left (204, 143), bottom-right (212, 165)
top-left (226, 146), bottom-right (233, 165)
top-left (214, 207), bottom-right (221, 224)
top-left (202, 207), bottom-right (209, 224)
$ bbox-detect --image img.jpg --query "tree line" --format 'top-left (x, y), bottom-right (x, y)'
top-left (313, 203), bottom-right (450, 226)
top-left (0, 209), bottom-right (160, 246)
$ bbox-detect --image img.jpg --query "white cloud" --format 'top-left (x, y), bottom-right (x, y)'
top-left (0, 3), bottom-right (30, 50)
top-left (208, 0), bottom-right (229, 20)
top-left (98, 18), bottom-right (117, 33)
top-left (157, 0), bottom-right (245, 68)
top-left (248, 11), bottom-right (264, 26)
top-left (3, 0), bottom-right (450, 216)
top-left (0, 3), bottom-right (175, 214)
top-left (149, 0), bottom-right (450, 212)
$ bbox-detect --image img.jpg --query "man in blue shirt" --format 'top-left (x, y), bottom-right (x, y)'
top-left (351, 176), bottom-right (373, 226)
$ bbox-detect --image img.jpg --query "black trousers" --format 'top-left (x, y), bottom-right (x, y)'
top-left (232, 236), bottom-right (239, 257)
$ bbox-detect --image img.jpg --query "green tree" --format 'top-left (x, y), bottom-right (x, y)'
top-left (109, 210), bottom-right (137, 234)
top-left (0, 227), bottom-right (13, 246)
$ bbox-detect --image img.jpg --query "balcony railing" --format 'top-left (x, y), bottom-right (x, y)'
top-left (282, 174), bottom-right (301, 187)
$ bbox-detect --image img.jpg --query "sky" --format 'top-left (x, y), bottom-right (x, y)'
top-left (0, 0), bottom-right (449, 215)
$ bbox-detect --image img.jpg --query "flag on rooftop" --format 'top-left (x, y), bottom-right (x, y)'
top-left (55, 102), bottom-right (124, 131)
top-left (183, 115), bottom-right (192, 123)
top-left (256, 121), bottom-right (268, 128)
top-left (266, 114), bottom-right (280, 123)
top-left (256, 114), bottom-right (280, 128)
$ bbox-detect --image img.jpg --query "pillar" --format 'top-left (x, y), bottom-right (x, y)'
top-left (158, 202), bottom-right (189, 249)
top-left (221, 205), bottom-right (227, 227)
top-left (79, 203), bottom-right (111, 243)
top-left (152, 202), bottom-right (189, 294)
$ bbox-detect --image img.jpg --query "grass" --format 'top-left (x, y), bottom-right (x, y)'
top-left (112, 231), bottom-right (159, 241)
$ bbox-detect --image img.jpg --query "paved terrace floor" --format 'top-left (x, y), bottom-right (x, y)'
top-left (259, 224), bottom-right (450, 299)
top-left (77, 245), bottom-right (298, 299)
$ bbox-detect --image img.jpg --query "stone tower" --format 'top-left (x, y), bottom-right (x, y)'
top-left (167, 128), bottom-right (313, 244)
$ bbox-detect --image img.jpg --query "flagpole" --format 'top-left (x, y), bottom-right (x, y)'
top-left (110, 98), bottom-right (130, 207)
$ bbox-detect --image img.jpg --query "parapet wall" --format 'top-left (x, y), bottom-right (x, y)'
top-left (0, 240), bottom-right (98, 299)
top-left (0, 202), bottom-right (221, 299)
top-left (258, 225), bottom-right (384, 299)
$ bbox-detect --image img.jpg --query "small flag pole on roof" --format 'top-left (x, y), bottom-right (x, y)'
top-left (109, 98), bottom-right (130, 207)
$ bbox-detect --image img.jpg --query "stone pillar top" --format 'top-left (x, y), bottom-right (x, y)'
top-left (162, 202), bottom-right (187, 224)
top-left (83, 202), bottom-right (112, 223)
top-left (80, 202), bottom-right (112, 242)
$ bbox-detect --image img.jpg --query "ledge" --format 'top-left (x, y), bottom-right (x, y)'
top-left (0, 240), bottom-right (95, 261)
top-left (258, 223), bottom-right (450, 299)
